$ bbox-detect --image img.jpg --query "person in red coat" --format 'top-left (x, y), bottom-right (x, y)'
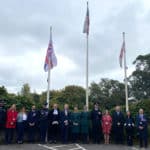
top-left (5, 104), bottom-right (18, 144)
top-left (102, 109), bottom-right (112, 144)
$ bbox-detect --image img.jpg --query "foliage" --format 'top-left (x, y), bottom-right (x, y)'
top-left (129, 53), bottom-right (150, 100)
top-left (89, 78), bottom-right (125, 109)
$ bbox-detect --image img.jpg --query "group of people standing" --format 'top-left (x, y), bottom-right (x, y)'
top-left (0, 102), bottom-right (148, 149)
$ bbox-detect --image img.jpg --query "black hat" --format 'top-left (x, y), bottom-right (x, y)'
top-left (43, 102), bottom-right (48, 106)
top-left (94, 102), bottom-right (99, 106)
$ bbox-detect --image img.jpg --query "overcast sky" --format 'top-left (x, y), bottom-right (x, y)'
top-left (0, 0), bottom-right (150, 94)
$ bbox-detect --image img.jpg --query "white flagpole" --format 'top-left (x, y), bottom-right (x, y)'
top-left (85, 2), bottom-right (89, 111)
top-left (123, 32), bottom-right (129, 111)
top-left (86, 32), bottom-right (89, 110)
top-left (46, 27), bottom-right (52, 108)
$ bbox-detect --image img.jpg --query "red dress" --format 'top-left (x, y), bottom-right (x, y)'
top-left (5, 109), bottom-right (18, 128)
top-left (102, 114), bottom-right (112, 134)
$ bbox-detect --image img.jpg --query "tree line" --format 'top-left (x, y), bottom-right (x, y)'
top-left (0, 53), bottom-right (150, 114)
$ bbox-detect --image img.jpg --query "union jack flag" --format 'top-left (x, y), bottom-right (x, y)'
top-left (44, 33), bottom-right (57, 72)
top-left (119, 41), bottom-right (125, 68)
top-left (83, 2), bottom-right (90, 35)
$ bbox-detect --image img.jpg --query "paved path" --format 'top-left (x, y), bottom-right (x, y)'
top-left (0, 143), bottom-right (149, 150)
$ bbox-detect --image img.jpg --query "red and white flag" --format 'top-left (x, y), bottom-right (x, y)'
top-left (83, 2), bottom-right (90, 35)
top-left (44, 33), bottom-right (57, 72)
top-left (119, 41), bottom-right (125, 68)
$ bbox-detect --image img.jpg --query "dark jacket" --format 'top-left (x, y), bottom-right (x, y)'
top-left (124, 115), bottom-right (135, 135)
top-left (60, 110), bottom-right (71, 127)
top-left (38, 108), bottom-right (49, 126)
top-left (136, 114), bottom-right (148, 137)
top-left (49, 109), bottom-right (60, 125)
top-left (0, 106), bottom-right (6, 127)
top-left (27, 110), bottom-right (39, 126)
top-left (80, 111), bottom-right (90, 134)
top-left (112, 111), bottom-right (125, 130)
top-left (91, 109), bottom-right (102, 126)
top-left (70, 112), bottom-right (81, 133)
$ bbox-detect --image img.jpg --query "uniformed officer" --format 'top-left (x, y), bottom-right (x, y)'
top-left (39, 102), bottom-right (49, 144)
top-left (124, 111), bottom-right (135, 146)
top-left (48, 103), bottom-right (60, 144)
top-left (112, 105), bottom-right (125, 144)
top-left (27, 105), bottom-right (39, 143)
top-left (136, 108), bottom-right (148, 148)
top-left (80, 105), bottom-right (90, 144)
top-left (60, 104), bottom-right (71, 144)
top-left (71, 106), bottom-right (81, 143)
top-left (91, 102), bottom-right (102, 144)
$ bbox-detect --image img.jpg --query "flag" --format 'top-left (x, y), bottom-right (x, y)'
top-left (83, 2), bottom-right (90, 35)
top-left (44, 32), bottom-right (57, 72)
top-left (119, 41), bottom-right (125, 68)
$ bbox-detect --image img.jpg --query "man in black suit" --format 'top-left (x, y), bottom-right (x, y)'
top-left (91, 102), bottom-right (102, 143)
top-left (60, 104), bottom-right (71, 144)
top-left (112, 105), bottom-right (125, 144)
top-left (48, 103), bottom-right (60, 144)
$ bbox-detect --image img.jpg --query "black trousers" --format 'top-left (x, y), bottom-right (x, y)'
top-left (126, 134), bottom-right (133, 146)
top-left (81, 133), bottom-right (88, 143)
top-left (17, 122), bottom-right (26, 142)
top-left (114, 127), bottom-right (124, 144)
top-left (39, 123), bottom-right (48, 143)
top-left (5, 128), bottom-right (14, 144)
top-left (139, 130), bottom-right (148, 148)
top-left (48, 124), bottom-right (60, 142)
top-left (61, 125), bottom-right (69, 143)
top-left (28, 125), bottom-right (37, 142)
top-left (92, 123), bottom-right (101, 143)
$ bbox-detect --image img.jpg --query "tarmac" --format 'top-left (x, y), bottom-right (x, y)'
top-left (0, 143), bottom-right (149, 150)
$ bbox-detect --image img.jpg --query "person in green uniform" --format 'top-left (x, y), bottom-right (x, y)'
top-left (80, 105), bottom-right (90, 144)
top-left (71, 106), bottom-right (81, 143)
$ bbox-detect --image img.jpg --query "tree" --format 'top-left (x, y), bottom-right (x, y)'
top-left (20, 83), bottom-right (31, 98)
top-left (89, 78), bottom-right (125, 109)
top-left (61, 85), bottom-right (86, 109)
top-left (129, 53), bottom-right (150, 100)
top-left (0, 86), bottom-right (8, 97)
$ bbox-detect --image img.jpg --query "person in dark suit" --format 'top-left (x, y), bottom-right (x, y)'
top-left (39, 102), bottom-right (49, 144)
top-left (91, 102), bottom-right (102, 143)
top-left (27, 105), bottom-right (39, 143)
top-left (48, 103), bottom-right (60, 144)
top-left (0, 101), bottom-right (6, 142)
top-left (60, 104), bottom-right (71, 144)
top-left (124, 111), bottom-right (135, 146)
top-left (136, 108), bottom-right (148, 148)
top-left (112, 105), bottom-right (125, 144)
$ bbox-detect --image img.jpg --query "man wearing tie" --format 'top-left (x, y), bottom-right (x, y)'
top-left (112, 105), bottom-right (125, 144)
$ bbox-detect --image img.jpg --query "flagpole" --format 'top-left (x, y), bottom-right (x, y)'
top-left (123, 32), bottom-right (129, 111)
top-left (46, 27), bottom-right (52, 108)
top-left (86, 31), bottom-right (89, 111)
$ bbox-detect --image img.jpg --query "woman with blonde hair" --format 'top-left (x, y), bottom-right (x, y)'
top-left (16, 107), bottom-right (27, 144)
top-left (102, 109), bottom-right (112, 144)
top-left (5, 104), bottom-right (18, 144)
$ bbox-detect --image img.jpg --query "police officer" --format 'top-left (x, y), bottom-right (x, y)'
top-left (124, 111), bottom-right (135, 146)
top-left (39, 102), bottom-right (49, 144)
top-left (112, 105), bottom-right (125, 144)
top-left (48, 103), bottom-right (60, 144)
top-left (27, 105), bottom-right (39, 143)
top-left (0, 100), bottom-right (6, 142)
top-left (91, 102), bottom-right (102, 144)
top-left (136, 108), bottom-right (148, 148)
top-left (60, 104), bottom-right (71, 144)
